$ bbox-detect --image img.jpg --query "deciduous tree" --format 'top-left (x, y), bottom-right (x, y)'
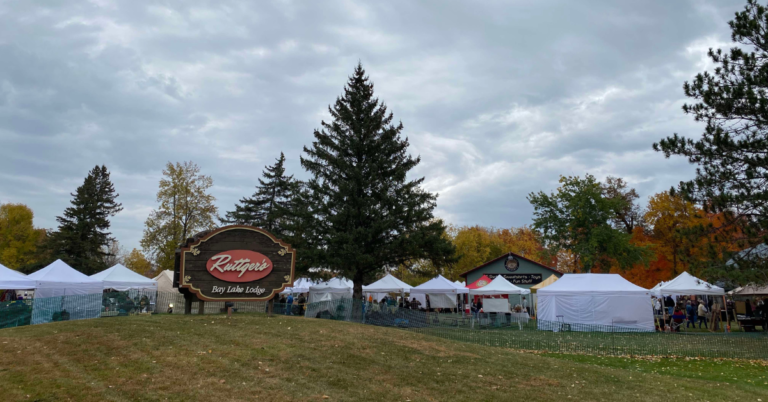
top-left (141, 161), bottom-right (218, 272)
top-left (528, 174), bottom-right (651, 272)
top-left (0, 203), bottom-right (46, 269)
top-left (643, 191), bottom-right (708, 275)
top-left (123, 248), bottom-right (154, 277)
top-left (602, 176), bottom-right (643, 233)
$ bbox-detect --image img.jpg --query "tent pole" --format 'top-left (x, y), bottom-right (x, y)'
top-left (722, 295), bottom-right (729, 333)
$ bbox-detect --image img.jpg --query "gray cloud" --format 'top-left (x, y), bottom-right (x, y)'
top-left (0, 0), bottom-right (746, 249)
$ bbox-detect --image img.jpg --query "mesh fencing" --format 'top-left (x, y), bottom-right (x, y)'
top-left (2, 293), bottom-right (766, 359)
top-left (296, 298), bottom-right (768, 360)
top-left (0, 291), bottom-right (268, 328)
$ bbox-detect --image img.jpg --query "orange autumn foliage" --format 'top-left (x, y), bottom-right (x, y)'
top-left (610, 227), bottom-right (674, 288)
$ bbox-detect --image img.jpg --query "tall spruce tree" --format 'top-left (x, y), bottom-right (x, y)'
top-left (52, 165), bottom-right (123, 274)
top-left (654, 0), bottom-right (768, 284)
top-left (222, 152), bottom-right (295, 236)
top-left (300, 63), bottom-right (455, 299)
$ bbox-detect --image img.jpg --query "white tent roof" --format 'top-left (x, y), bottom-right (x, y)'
top-left (309, 277), bottom-right (353, 293)
top-left (652, 272), bottom-right (724, 296)
top-left (28, 259), bottom-right (103, 298)
top-left (90, 264), bottom-right (157, 291)
top-left (0, 263), bottom-right (35, 290)
top-left (538, 273), bottom-right (650, 296)
top-left (454, 280), bottom-right (465, 286)
top-left (281, 277), bottom-right (318, 294)
top-left (733, 284), bottom-right (768, 296)
top-left (363, 274), bottom-right (411, 294)
top-left (469, 275), bottom-right (530, 295)
top-left (410, 275), bottom-right (469, 294)
top-left (153, 270), bottom-right (176, 293)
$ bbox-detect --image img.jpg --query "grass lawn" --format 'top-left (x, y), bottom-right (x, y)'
top-left (0, 313), bottom-right (766, 401)
top-left (413, 316), bottom-right (768, 360)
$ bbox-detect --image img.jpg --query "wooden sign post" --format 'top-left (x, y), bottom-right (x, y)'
top-left (174, 225), bottom-right (296, 312)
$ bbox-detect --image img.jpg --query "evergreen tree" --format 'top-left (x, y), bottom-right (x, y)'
top-left (222, 152), bottom-right (295, 236)
top-left (654, 0), bottom-right (768, 284)
top-left (300, 63), bottom-right (455, 299)
top-left (52, 165), bottom-right (123, 274)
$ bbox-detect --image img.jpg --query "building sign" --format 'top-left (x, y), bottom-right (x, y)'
top-left (504, 256), bottom-right (520, 272)
top-left (177, 225), bottom-right (295, 301)
top-left (487, 273), bottom-right (543, 285)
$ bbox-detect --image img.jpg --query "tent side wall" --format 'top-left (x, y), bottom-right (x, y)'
top-left (538, 293), bottom-right (654, 332)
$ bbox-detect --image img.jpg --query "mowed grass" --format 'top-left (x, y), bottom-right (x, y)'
top-left (0, 313), bottom-right (765, 401)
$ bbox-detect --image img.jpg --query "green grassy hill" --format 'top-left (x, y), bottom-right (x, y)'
top-left (0, 313), bottom-right (765, 401)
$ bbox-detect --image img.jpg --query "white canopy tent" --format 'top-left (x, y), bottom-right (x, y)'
top-left (454, 279), bottom-right (465, 287)
top-left (306, 277), bottom-right (353, 319)
top-left (0, 263), bottom-right (35, 290)
top-left (651, 272), bottom-right (725, 296)
top-left (281, 277), bottom-right (318, 295)
top-left (28, 260), bottom-right (103, 324)
top-left (733, 284), bottom-right (768, 296)
top-left (652, 272), bottom-right (727, 329)
top-left (410, 275), bottom-right (468, 309)
top-left (28, 260), bottom-right (103, 298)
top-left (469, 275), bottom-right (530, 315)
top-left (308, 277), bottom-right (353, 303)
top-left (153, 270), bottom-right (176, 293)
top-left (537, 273), bottom-right (654, 332)
top-left (91, 264), bottom-right (157, 291)
top-left (153, 270), bottom-right (179, 313)
top-left (363, 274), bottom-right (412, 303)
top-left (468, 275), bottom-right (530, 296)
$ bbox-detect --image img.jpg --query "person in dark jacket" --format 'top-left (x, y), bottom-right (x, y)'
top-left (665, 296), bottom-right (675, 315)
top-left (686, 301), bottom-right (695, 328)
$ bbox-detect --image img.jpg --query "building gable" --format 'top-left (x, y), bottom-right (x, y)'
top-left (459, 252), bottom-right (563, 289)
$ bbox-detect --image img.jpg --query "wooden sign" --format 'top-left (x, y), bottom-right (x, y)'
top-left (177, 225), bottom-right (295, 301)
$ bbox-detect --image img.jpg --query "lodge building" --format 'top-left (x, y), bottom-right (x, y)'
top-left (459, 252), bottom-right (563, 289)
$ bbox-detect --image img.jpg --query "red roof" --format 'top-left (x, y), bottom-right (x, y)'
top-left (466, 275), bottom-right (493, 289)
top-left (459, 252), bottom-right (563, 278)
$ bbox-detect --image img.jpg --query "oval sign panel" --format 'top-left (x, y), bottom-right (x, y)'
top-left (206, 250), bottom-right (273, 282)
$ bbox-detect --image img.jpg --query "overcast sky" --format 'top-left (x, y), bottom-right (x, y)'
top-left (0, 0), bottom-right (746, 251)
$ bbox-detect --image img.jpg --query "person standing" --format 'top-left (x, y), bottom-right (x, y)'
top-left (697, 301), bottom-right (708, 329)
top-left (297, 293), bottom-right (306, 316)
top-left (286, 293), bottom-right (294, 315)
top-left (654, 297), bottom-right (662, 315)
top-left (686, 301), bottom-right (695, 328)
top-left (665, 295), bottom-right (675, 315)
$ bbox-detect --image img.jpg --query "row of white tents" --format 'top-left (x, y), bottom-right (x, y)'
top-left (2, 258), bottom-right (741, 332)
top-left (292, 271), bottom-right (732, 332)
top-left (0, 259), bottom-right (158, 298)
top-left (289, 273), bottom-right (532, 305)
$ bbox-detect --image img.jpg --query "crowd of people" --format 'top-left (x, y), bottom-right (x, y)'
top-left (277, 293), bottom-right (306, 315)
top-left (653, 294), bottom-right (767, 332)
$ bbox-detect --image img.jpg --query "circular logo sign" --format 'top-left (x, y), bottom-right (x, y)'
top-left (504, 257), bottom-right (520, 272)
top-left (477, 280), bottom-right (489, 287)
top-left (206, 250), bottom-right (273, 282)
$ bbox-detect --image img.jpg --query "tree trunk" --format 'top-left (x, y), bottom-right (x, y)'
top-left (352, 271), bottom-right (364, 323)
top-left (353, 271), bottom-right (364, 300)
